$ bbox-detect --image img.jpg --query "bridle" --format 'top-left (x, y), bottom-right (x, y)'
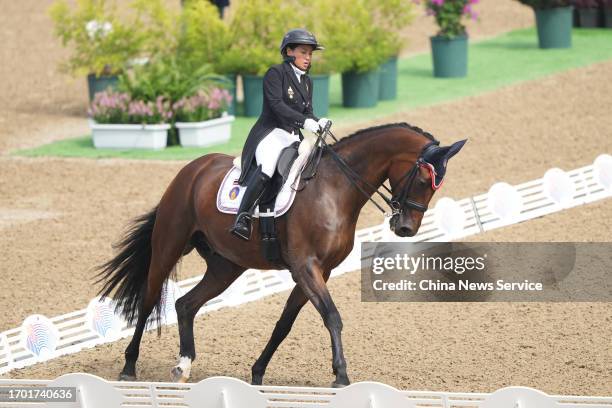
top-left (315, 125), bottom-right (441, 217)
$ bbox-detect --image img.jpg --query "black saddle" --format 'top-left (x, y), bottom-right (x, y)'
top-left (257, 140), bottom-right (323, 264)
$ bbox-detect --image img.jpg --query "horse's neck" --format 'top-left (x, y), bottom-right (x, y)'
top-left (330, 131), bottom-right (419, 217)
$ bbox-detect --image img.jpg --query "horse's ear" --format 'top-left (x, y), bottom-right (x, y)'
top-left (422, 139), bottom-right (467, 187)
top-left (445, 139), bottom-right (467, 160)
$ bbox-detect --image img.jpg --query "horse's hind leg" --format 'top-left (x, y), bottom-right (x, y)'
top-left (171, 253), bottom-right (245, 382)
top-left (120, 210), bottom-right (193, 380)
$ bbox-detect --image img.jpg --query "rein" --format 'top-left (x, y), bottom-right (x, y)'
top-left (317, 127), bottom-right (438, 217)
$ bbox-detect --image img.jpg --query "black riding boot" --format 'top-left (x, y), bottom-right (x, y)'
top-left (230, 168), bottom-right (271, 241)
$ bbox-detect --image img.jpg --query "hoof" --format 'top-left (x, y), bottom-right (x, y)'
top-left (332, 380), bottom-right (350, 388)
top-left (251, 376), bottom-right (263, 386)
top-left (118, 373), bottom-right (137, 382)
top-left (171, 366), bottom-right (189, 383)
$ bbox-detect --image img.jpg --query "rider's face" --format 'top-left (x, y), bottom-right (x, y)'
top-left (287, 45), bottom-right (314, 71)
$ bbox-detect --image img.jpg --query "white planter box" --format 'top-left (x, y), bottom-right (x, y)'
top-left (90, 121), bottom-right (170, 150)
top-left (176, 115), bottom-right (235, 148)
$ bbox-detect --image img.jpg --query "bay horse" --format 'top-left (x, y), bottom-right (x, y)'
top-left (97, 122), bottom-right (466, 387)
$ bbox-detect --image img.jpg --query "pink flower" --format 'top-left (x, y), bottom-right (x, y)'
top-left (431, 0), bottom-right (444, 5)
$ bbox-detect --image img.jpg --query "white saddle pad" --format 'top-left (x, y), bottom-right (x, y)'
top-left (216, 138), bottom-right (315, 217)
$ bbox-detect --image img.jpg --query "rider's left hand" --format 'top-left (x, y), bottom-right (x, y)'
top-left (318, 118), bottom-right (330, 130)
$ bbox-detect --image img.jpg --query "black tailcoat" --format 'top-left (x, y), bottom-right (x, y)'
top-left (237, 61), bottom-right (318, 185)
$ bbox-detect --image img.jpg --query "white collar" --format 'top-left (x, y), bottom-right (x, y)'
top-left (291, 63), bottom-right (306, 81)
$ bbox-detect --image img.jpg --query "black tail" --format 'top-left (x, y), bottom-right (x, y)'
top-left (96, 206), bottom-right (162, 327)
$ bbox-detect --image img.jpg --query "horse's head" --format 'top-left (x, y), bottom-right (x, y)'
top-left (388, 139), bottom-right (467, 237)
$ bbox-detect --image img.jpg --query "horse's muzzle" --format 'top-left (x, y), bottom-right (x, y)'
top-left (390, 214), bottom-right (416, 237)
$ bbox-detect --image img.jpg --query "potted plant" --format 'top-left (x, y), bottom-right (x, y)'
top-left (418, 0), bottom-right (479, 78)
top-left (601, 0), bottom-right (612, 27)
top-left (49, 0), bottom-right (146, 101)
top-left (118, 54), bottom-right (223, 145)
top-left (515, 0), bottom-right (574, 49)
top-left (180, 0), bottom-right (237, 115)
top-left (367, 0), bottom-right (415, 100)
top-left (319, 0), bottom-right (388, 108)
top-left (88, 90), bottom-right (172, 149)
top-left (574, 0), bottom-right (600, 27)
top-left (174, 88), bottom-right (235, 148)
top-left (222, 0), bottom-right (299, 117)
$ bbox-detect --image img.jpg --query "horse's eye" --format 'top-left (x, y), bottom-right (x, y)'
top-left (418, 178), bottom-right (428, 187)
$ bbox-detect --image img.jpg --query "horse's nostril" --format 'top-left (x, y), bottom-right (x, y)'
top-left (398, 226), bottom-right (413, 237)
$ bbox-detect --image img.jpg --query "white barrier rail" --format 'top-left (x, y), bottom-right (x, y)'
top-left (1, 154), bottom-right (610, 375)
top-left (0, 373), bottom-right (611, 408)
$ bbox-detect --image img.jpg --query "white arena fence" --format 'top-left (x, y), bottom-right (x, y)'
top-left (0, 154), bottom-right (610, 375)
top-left (0, 373), bottom-right (611, 408)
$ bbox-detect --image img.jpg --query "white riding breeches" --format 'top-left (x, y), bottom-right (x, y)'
top-left (255, 128), bottom-right (301, 177)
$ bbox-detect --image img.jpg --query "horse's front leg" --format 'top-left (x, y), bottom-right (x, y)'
top-left (293, 259), bottom-right (350, 387)
top-left (251, 285), bottom-right (309, 385)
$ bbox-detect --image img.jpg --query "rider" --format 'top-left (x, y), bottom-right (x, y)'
top-left (230, 29), bottom-right (330, 240)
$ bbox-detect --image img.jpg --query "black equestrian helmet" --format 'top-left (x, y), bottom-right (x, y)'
top-left (280, 29), bottom-right (324, 56)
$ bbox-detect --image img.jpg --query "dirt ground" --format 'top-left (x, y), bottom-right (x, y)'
top-left (0, 0), bottom-right (611, 398)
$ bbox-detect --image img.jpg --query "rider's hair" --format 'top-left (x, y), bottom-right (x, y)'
top-left (282, 43), bottom-right (299, 57)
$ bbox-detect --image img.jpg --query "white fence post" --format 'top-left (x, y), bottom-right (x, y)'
top-left (85, 297), bottom-right (125, 342)
top-left (49, 373), bottom-right (123, 408)
top-left (19, 314), bottom-right (59, 362)
top-left (434, 197), bottom-right (466, 239)
top-left (487, 182), bottom-right (522, 224)
top-left (543, 168), bottom-right (576, 208)
top-left (328, 382), bottom-right (415, 408)
top-left (185, 376), bottom-right (267, 408)
top-left (482, 386), bottom-right (560, 408)
top-left (594, 154), bottom-right (612, 191)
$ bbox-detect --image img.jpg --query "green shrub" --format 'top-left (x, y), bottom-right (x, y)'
top-left (129, 0), bottom-right (181, 58)
top-left (315, 0), bottom-right (389, 74)
top-left (49, 0), bottom-right (144, 76)
top-left (49, 0), bottom-right (181, 77)
top-left (221, 0), bottom-right (300, 76)
top-left (179, 0), bottom-right (232, 74)
top-left (367, 0), bottom-right (415, 58)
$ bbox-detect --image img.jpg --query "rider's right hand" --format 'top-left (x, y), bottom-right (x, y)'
top-left (304, 118), bottom-right (320, 134)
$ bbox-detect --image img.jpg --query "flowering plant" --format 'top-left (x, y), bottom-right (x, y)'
top-left (88, 90), bottom-right (172, 125)
top-left (417, 0), bottom-right (479, 39)
top-left (173, 89), bottom-right (233, 123)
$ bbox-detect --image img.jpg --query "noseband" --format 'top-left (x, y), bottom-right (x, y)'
top-left (317, 129), bottom-right (440, 217)
top-left (389, 141), bottom-right (440, 215)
